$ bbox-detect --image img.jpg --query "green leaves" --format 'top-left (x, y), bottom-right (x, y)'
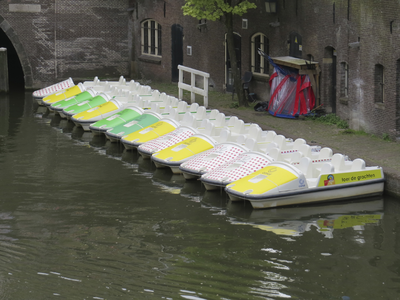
top-left (182, 0), bottom-right (257, 20)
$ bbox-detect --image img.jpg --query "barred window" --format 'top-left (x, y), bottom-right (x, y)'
top-left (251, 33), bottom-right (269, 75)
top-left (141, 19), bottom-right (162, 57)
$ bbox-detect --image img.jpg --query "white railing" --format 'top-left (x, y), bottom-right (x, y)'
top-left (178, 65), bottom-right (210, 108)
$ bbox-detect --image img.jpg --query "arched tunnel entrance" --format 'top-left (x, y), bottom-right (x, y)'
top-left (0, 29), bottom-right (25, 91)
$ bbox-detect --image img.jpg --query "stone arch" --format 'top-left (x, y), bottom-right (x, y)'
top-left (0, 16), bottom-right (33, 88)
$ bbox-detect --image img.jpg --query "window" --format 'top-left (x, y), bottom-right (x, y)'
top-left (141, 19), bottom-right (162, 57)
top-left (251, 33), bottom-right (269, 75)
top-left (340, 62), bottom-right (349, 97)
top-left (374, 64), bottom-right (384, 103)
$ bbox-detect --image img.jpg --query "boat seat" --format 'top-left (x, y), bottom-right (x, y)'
top-left (244, 137), bottom-right (260, 151)
top-left (298, 157), bottom-right (314, 178)
top-left (261, 130), bottom-right (277, 143)
top-left (351, 158), bottom-right (366, 171)
top-left (235, 134), bottom-right (246, 145)
top-left (213, 112), bottom-right (227, 127)
top-left (231, 119), bottom-right (246, 136)
top-left (168, 96), bottom-right (179, 107)
top-left (189, 102), bottom-right (200, 112)
top-left (218, 128), bottom-right (232, 143)
top-left (226, 116), bottom-right (239, 127)
top-left (267, 147), bottom-right (280, 161)
top-left (247, 124), bottom-right (262, 141)
top-left (286, 138), bottom-right (307, 150)
top-left (207, 109), bottom-right (220, 120)
top-left (272, 134), bottom-right (287, 149)
top-left (194, 106), bottom-right (207, 121)
top-left (139, 85), bottom-right (152, 94)
top-left (320, 162), bottom-right (334, 174)
top-left (331, 153), bottom-right (346, 172)
top-left (177, 100), bottom-right (189, 113)
top-left (290, 151), bottom-right (304, 165)
top-left (180, 112), bottom-right (196, 127)
top-left (317, 147), bottom-right (333, 159)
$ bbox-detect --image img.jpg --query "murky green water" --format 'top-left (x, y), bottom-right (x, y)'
top-left (0, 92), bottom-right (400, 300)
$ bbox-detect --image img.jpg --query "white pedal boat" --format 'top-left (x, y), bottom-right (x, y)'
top-left (123, 106), bottom-right (225, 152)
top-left (32, 77), bottom-right (75, 103)
top-left (89, 94), bottom-right (181, 136)
top-left (120, 102), bottom-right (206, 150)
top-left (60, 92), bottom-right (113, 119)
top-left (179, 128), bottom-right (280, 180)
top-left (150, 120), bottom-right (264, 174)
top-left (225, 154), bottom-right (385, 209)
top-left (198, 136), bottom-right (326, 190)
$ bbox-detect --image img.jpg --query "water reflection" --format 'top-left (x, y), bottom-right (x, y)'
top-left (226, 198), bottom-right (384, 238)
top-left (1, 93), bottom-right (399, 299)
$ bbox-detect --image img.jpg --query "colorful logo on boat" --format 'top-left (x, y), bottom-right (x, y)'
top-left (324, 174), bottom-right (335, 186)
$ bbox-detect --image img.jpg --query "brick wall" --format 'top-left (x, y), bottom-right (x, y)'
top-left (0, 0), bottom-right (130, 89)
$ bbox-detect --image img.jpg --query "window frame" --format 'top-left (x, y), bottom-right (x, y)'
top-left (251, 33), bottom-right (269, 76)
top-left (141, 19), bottom-right (162, 57)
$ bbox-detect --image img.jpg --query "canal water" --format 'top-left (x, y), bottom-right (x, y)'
top-left (0, 91), bottom-right (400, 300)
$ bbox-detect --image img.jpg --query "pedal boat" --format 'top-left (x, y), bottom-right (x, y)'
top-left (61, 92), bottom-right (113, 120)
top-left (120, 102), bottom-right (203, 149)
top-left (105, 111), bottom-right (163, 143)
top-left (71, 98), bottom-right (131, 131)
top-left (89, 106), bottom-right (145, 136)
top-left (122, 106), bottom-right (219, 152)
top-left (33, 77), bottom-right (74, 104)
top-left (150, 121), bottom-right (262, 174)
top-left (49, 88), bottom-right (98, 114)
top-left (41, 83), bottom-right (86, 107)
top-left (137, 112), bottom-right (235, 159)
top-left (179, 129), bottom-right (278, 180)
top-left (225, 155), bottom-right (385, 209)
top-left (199, 140), bottom-right (329, 191)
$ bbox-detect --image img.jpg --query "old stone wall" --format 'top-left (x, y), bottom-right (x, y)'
top-left (0, 0), bottom-right (130, 89)
top-left (1, 0), bottom-right (399, 138)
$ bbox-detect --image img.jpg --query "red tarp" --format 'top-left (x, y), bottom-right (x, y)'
top-left (268, 67), bottom-right (315, 118)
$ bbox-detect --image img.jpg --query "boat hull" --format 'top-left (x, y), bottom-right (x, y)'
top-left (225, 161), bottom-right (385, 209)
top-left (228, 181), bottom-right (385, 209)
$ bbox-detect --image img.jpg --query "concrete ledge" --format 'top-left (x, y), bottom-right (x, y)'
top-left (9, 4), bottom-right (41, 13)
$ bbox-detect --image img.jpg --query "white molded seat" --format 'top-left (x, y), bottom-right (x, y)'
top-left (180, 112), bottom-right (196, 127)
top-left (226, 116), bottom-right (239, 127)
top-left (318, 147), bottom-right (333, 159)
top-left (351, 158), bottom-right (366, 171)
top-left (194, 106), bottom-right (207, 121)
top-left (331, 153), bottom-right (346, 172)
top-left (273, 135), bottom-right (286, 149)
top-left (298, 157), bottom-right (313, 178)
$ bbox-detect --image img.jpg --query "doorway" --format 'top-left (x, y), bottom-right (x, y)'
top-left (171, 24), bottom-right (183, 83)
top-left (225, 32), bottom-right (241, 93)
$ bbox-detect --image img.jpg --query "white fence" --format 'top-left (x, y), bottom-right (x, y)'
top-left (178, 65), bottom-right (210, 108)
